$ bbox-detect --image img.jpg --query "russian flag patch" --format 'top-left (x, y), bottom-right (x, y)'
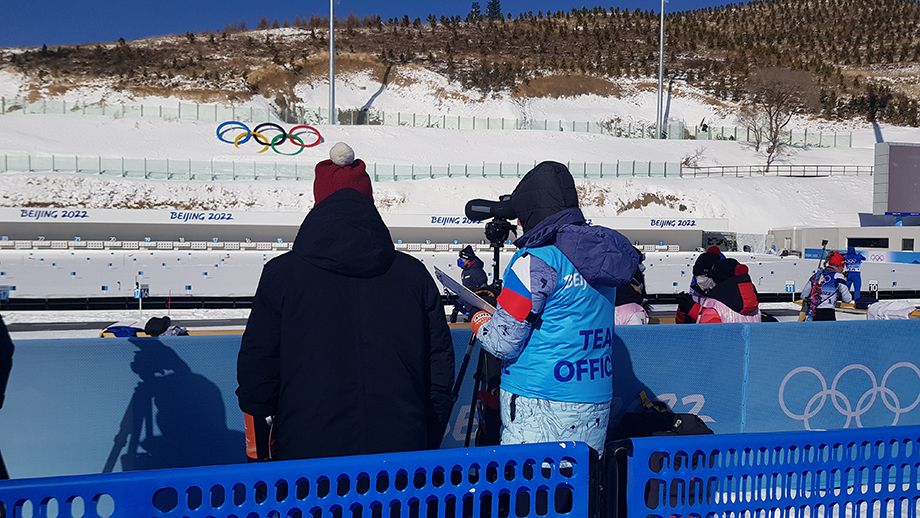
top-left (498, 255), bottom-right (533, 321)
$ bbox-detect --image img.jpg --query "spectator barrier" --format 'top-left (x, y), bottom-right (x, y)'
top-left (0, 442), bottom-right (592, 517)
top-left (0, 96), bottom-right (853, 148)
top-left (0, 152), bottom-right (872, 181)
top-left (0, 321), bottom-right (917, 479)
top-left (623, 425), bottom-right (920, 517)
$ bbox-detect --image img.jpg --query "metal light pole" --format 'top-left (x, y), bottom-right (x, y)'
top-left (329, 0), bottom-right (336, 125)
top-left (655, 0), bottom-right (666, 140)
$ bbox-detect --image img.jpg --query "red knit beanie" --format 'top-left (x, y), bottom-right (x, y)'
top-left (313, 143), bottom-right (373, 205)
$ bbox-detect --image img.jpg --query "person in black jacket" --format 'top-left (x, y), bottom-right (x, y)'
top-left (237, 143), bottom-right (455, 461)
top-left (0, 315), bottom-right (13, 479)
top-left (458, 246), bottom-right (488, 291)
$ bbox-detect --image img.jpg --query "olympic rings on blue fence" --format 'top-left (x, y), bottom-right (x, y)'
top-left (216, 121), bottom-right (323, 156)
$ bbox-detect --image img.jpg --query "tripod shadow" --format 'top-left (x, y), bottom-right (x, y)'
top-left (607, 332), bottom-right (658, 439)
top-left (103, 338), bottom-right (244, 472)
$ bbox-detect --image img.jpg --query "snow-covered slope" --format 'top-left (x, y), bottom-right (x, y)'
top-left (0, 114), bottom-right (876, 167)
top-left (0, 173), bottom-right (871, 234)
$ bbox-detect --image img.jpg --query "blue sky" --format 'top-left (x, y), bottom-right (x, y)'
top-left (0, 1), bottom-right (744, 48)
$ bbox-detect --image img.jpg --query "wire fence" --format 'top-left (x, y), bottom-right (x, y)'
top-left (0, 152), bottom-right (872, 182)
top-left (0, 96), bottom-right (854, 148)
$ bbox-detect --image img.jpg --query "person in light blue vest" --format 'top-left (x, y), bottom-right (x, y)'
top-left (844, 245), bottom-right (867, 300)
top-left (470, 162), bottom-right (639, 455)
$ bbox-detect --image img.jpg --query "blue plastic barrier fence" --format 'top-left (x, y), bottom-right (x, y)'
top-left (625, 425), bottom-right (920, 517)
top-left (0, 442), bottom-right (592, 517)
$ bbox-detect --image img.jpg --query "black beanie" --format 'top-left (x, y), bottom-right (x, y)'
top-left (509, 161), bottom-right (579, 233)
top-left (692, 250), bottom-right (722, 277)
top-left (459, 245), bottom-right (477, 261)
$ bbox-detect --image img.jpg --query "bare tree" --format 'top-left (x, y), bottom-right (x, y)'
top-left (743, 68), bottom-right (820, 172)
top-left (510, 95), bottom-right (533, 128)
top-left (736, 105), bottom-right (767, 152)
top-left (680, 146), bottom-right (708, 168)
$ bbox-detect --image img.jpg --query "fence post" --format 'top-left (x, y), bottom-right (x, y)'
top-left (232, 160), bottom-right (236, 181)
top-left (372, 163), bottom-right (378, 182)
top-left (178, 102), bottom-right (181, 119)
top-left (465, 164), bottom-right (469, 178)
top-left (51, 154), bottom-right (55, 172)
top-left (120, 156), bottom-right (125, 177)
top-left (274, 162), bottom-right (279, 181)
top-left (144, 158), bottom-right (148, 179)
top-left (600, 162), bottom-right (604, 179)
top-left (616, 160), bottom-right (620, 178)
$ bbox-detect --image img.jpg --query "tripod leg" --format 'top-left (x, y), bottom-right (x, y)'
top-left (464, 349), bottom-right (485, 448)
top-left (450, 332), bottom-right (477, 403)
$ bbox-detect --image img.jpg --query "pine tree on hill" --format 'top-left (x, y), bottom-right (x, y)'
top-left (487, 0), bottom-right (503, 20)
top-left (469, 2), bottom-right (482, 22)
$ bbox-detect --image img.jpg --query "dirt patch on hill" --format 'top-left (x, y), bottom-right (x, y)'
top-left (514, 75), bottom-right (622, 99)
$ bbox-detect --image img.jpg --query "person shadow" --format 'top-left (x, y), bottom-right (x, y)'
top-left (608, 331), bottom-right (658, 438)
top-left (103, 338), bottom-right (244, 472)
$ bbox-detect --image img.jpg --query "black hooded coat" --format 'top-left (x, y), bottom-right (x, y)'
top-left (237, 189), bottom-right (455, 460)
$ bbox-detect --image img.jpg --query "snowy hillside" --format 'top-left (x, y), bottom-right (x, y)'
top-left (0, 67), bottom-right (916, 236)
top-left (0, 172), bottom-right (872, 234)
top-left (0, 114), bottom-right (878, 167)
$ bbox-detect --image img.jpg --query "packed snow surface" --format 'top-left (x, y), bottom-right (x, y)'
top-left (0, 173), bottom-right (871, 234)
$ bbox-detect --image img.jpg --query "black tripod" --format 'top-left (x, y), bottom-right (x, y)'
top-left (449, 218), bottom-right (515, 447)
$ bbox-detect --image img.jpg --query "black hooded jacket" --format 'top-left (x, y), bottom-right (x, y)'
top-left (237, 189), bottom-right (455, 460)
top-left (461, 258), bottom-right (488, 290)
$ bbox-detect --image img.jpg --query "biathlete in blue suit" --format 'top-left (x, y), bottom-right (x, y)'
top-left (470, 162), bottom-right (640, 455)
top-left (844, 245), bottom-right (867, 300)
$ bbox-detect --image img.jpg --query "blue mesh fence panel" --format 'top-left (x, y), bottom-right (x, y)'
top-left (626, 425), bottom-right (920, 518)
top-left (0, 442), bottom-right (592, 518)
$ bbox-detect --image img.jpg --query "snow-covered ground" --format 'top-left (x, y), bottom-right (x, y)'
top-left (0, 66), bottom-right (915, 235)
top-left (4, 65), bottom-right (918, 147)
top-left (0, 113), bottom-right (877, 167)
top-left (0, 173), bottom-right (872, 234)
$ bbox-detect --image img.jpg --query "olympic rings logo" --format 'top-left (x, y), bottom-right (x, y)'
top-left (216, 121), bottom-right (323, 156)
top-left (778, 363), bottom-right (920, 430)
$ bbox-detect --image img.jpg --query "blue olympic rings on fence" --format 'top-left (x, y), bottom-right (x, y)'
top-left (216, 121), bottom-right (323, 156)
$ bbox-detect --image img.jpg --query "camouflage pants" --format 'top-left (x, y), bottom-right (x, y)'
top-left (500, 389), bottom-right (610, 455)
